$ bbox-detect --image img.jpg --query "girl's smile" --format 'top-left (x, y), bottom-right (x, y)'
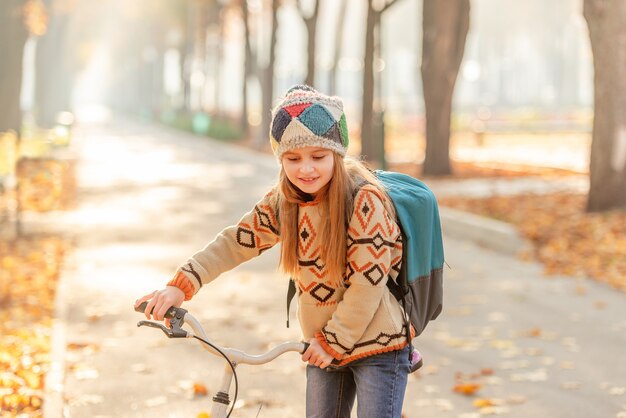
top-left (282, 147), bottom-right (335, 196)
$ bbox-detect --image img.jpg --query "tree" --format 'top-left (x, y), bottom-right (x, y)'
top-left (207, 1), bottom-right (226, 114)
top-left (361, 0), bottom-right (401, 166)
top-left (0, 1), bottom-right (32, 133)
top-left (296, 0), bottom-right (320, 87)
top-left (34, 0), bottom-right (75, 128)
top-left (190, 0), bottom-right (210, 111)
top-left (178, 1), bottom-right (193, 111)
top-left (328, 0), bottom-right (347, 96)
top-left (257, 0), bottom-right (279, 148)
top-left (239, 0), bottom-right (255, 134)
top-left (583, 0), bottom-right (626, 211)
top-left (101, 0), bottom-right (174, 115)
top-left (420, 0), bottom-right (469, 176)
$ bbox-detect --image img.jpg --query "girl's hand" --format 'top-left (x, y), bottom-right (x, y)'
top-left (134, 286), bottom-right (185, 322)
top-left (302, 338), bottom-right (334, 369)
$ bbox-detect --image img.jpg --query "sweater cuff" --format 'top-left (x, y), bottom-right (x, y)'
top-left (167, 271), bottom-right (195, 301)
top-left (315, 331), bottom-right (343, 361)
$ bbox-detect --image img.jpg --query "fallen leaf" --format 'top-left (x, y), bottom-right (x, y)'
top-left (88, 313), bottom-right (104, 322)
top-left (193, 382), bottom-right (209, 397)
top-left (481, 368), bottom-right (495, 376)
top-left (561, 381), bottom-right (582, 390)
top-left (506, 395), bottom-right (527, 404)
top-left (473, 398), bottom-right (496, 408)
top-left (510, 368), bottom-right (548, 382)
top-left (67, 394), bottom-right (104, 406)
top-left (130, 363), bottom-right (150, 373)
top-left (453, 382), bottom-right (482, 396)
top-left (490, 339), bottom-right (516, 350)
top-left (0, 235), bottom-right (69, 415)
top-left (67, 342), bottom-right (100, 354)
top-left (525, 327), bottom-right (542, 338)
top-left (71, 363), bottom-right (99, 380)
top-left (477, 405), bottom-right (510, 415)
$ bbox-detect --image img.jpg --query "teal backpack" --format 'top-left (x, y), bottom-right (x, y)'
top-left (286, 170), bottom-right (445, 342)
top-left (372, 170), bottom-right (444, 339)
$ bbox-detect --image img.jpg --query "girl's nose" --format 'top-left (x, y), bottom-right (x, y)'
top-left (300, 163), bottom-right (314, 173)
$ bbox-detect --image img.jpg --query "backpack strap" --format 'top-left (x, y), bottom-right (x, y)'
top-left (286, 277), bottom-right (297, 328)
top-left (386, 227), bottom-right (414, 359)
top-left (386, 224), bottom-right (409, 300)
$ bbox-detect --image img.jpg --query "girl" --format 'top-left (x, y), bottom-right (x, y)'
top-left (135, 85), bottom-right (415, 418)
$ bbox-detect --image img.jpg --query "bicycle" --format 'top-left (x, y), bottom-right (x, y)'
top-left (134, 302), bottom-right (309, 418)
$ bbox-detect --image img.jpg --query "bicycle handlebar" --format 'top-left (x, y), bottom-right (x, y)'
top-left (134, 302), bottom-right (309, 365)
top-left (134, 301), bottom-right (181, 319)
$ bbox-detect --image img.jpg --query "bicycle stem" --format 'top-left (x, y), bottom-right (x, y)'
top-left (181, 312), bottom-right (307, 418)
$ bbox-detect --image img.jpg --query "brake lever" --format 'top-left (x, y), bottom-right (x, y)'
top-left (136, 306), bottom-right (189, 338)
top-left (137, 319), bottom-right (188, 338)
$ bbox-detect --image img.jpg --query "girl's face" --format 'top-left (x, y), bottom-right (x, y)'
top-left (282, 147), bottom-right (335, 196)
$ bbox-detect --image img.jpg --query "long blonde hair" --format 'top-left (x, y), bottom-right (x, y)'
top-left (274, 153), bottom-right (395, 281)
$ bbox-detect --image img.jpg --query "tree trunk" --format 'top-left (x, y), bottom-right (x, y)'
top-left (193, 0), bottom-right (209, 111)
top-left (584, 0), bottom-right (626, 211)
top-left (34, 1), bottom-right (74, 128)
top-left (361, 0), bottom-right (402, 166)
top-left (240, 0), bottom-right (253, 135)
top-left (179, 44), bottom-right (190, 111)
top-left (0, 1), bottom-right (29, 133)
top-left (257, 0), bottom-right (279, 149)
top-left (299, 0), bottom-right (320, 87)
top-left (360, 1), bottom-right (377, 162)
top-left (329, 0), bottom-right (347, 95)
top-left (213, 5), bottom-right (225, 115)
top-left (180, 2), bottom-right (194, 111)
top-left (421, 0), bottom-right (470, 176)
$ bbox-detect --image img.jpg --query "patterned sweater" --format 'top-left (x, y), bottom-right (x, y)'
top-left (172, 184), bottom-right (410, 366)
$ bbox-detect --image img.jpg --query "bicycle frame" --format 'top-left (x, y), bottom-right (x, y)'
top-left (136, 307), bottom-right (307, 418)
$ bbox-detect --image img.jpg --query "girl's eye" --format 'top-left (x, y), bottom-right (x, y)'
top-left (285, 157), bottom-right (299, 162)
top-left (312, 155), bottom-right (326, 160)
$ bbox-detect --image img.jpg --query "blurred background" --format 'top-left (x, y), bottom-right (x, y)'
top-left (1, 1), bottom-right (597, 156)
top-left (1, 0), bottom-right (625, 416)
top-left (2, 0), bottom-right (624, 202)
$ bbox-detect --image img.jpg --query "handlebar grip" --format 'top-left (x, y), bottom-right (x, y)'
top-left (301, 341), bottom-right (310, 354)
top-left (134, 301), bottom-right (178, 319)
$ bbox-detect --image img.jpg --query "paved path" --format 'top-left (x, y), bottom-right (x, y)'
top-left (45, 118), bottom-right (625, 418)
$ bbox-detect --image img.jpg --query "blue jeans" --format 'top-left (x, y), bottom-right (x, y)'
top-left (305, 346), bottom-right (410, 418)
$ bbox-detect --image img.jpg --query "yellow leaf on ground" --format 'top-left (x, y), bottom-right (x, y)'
top-left (473, 398), bottom-right (496, 408)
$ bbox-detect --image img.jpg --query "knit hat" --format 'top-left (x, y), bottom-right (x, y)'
top-left (269, 85), bottom-right (349, 159)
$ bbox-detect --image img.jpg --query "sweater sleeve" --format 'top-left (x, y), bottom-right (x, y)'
top-left (176, 190), bottom-right (280, 294)
top-left (316, 186), bottom-right (400, 358)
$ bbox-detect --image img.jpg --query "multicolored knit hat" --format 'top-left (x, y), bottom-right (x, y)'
top-left (270, 85), bottom-right (349, 159)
